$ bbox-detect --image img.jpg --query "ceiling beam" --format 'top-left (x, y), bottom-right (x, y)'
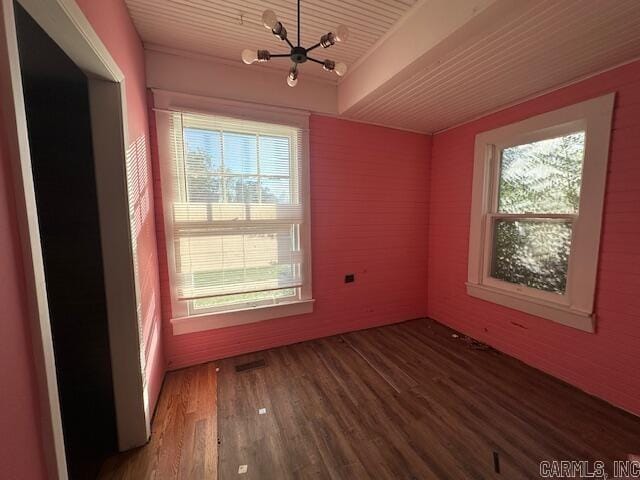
top-left (337, 0), bottom-right (505, 115)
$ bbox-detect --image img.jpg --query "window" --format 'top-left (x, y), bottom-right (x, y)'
top-left (155, 98), bottom-right (313, 335)
top-left (467, 94), bottom-right (615, 332)
top-left (490, 132), bottom-right (584, 296)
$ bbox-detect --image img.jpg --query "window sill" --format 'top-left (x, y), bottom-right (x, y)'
top-left (170, 299), bottom-right (315, 335)
top-left (466, 282), bottom-right (595, 333)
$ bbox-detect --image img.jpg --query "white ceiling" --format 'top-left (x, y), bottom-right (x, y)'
top-left (343, 0), bottom-right (640, 132)
top-left (124, 0), bottom-right (417, 80)
top-left (126, 0), bottom-right (640, 133)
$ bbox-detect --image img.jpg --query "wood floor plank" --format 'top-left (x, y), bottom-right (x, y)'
top-left (218, 319), bottom-right (640, 479)
top-left (393, 322), bottom-right (640, 462)
top-left (102, 319), bottom-right (640, 479)
top-left (98, 363), bottom-right (218, 480)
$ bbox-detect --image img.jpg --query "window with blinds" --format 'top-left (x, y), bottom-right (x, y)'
top-left (166, 112), bottom-right (309, 315)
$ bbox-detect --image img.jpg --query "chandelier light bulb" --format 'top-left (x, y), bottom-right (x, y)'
top-left (262, 9), bottom-right (278, 30)
top-left (287, 64), bottom-right (298, 87)
top-left (241, 49), bottom-right (258, 64)
top-left (322, 59), bottom-right (336, 72)
top-left (335, 25), bottom-right (349, 43)
top-left (334, 62), bottom-right (348, 76)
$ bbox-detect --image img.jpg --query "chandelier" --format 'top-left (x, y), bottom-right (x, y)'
top-left (241, 0), bottom-right (349, 87)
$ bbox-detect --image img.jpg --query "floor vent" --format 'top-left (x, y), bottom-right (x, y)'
top-left (235, 359), bottom-right (266, 373)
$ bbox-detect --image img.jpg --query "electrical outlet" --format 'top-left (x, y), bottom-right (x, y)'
top-left (238, 465), bottom-right (248, 474)
top-left (345, 274), bottom-right (355, 283)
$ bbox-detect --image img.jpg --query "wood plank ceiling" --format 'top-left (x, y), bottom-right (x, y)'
top-left (124, 0), bottom-right (417, 80)
top-left (343, 0), bottom-right (640, 132)
top-left (125, 0), bottom-right (640, 133)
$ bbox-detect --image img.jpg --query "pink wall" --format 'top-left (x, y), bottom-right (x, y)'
top-left (428, 60), bottom-right (640, 416)
top-left (0, 117), bottom-right (48, 480)
top-left (151, 115), bottom-right (431, 369)
top-left (75, 0), bottom-right (164, 414)
top-left (0, 3), bottom-right (164, 476)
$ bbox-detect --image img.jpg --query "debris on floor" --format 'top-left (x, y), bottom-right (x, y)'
top-left (464, 336), bottom-right (491, 350)
top-left (450, 332), bottom-right (491, 351)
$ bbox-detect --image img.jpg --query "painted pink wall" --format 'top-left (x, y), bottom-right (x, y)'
top-left (0, 3), bottom-right (164, 475)
top-left (0, 118), bottom-right (48, 480)
top-left (75, 0), bottom-right (164, 414)
top-left (428, 60), bottom-right (640, 416)
top-left (150, 115), bottom-right (431, 369)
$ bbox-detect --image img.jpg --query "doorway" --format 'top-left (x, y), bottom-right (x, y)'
top-left (14, 3), bottom-right (117, 477)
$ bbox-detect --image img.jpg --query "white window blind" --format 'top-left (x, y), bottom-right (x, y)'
top-left (167, 112), bottom-right (307, 311)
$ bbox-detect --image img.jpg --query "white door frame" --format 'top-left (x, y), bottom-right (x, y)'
top-left (0, 0), bottom-right (148, 477)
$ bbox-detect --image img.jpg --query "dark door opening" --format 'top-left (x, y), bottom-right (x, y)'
top-left (14, 3), bottom-right (118, 478)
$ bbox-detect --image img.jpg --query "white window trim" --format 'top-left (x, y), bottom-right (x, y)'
top-left (172, 299), bottom-right (315, 335)
top-left (153, 90), bottom-right (313, 335)
top-left (467, 93), bottom-right (615, 333)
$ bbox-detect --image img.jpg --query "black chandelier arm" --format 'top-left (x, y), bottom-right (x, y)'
top-left (284, 37), bottom-right (294, 49)
top-left (306, 56), bottom-right (325, 65)
top-left (269, 53), bottom-right (292, 58)
top-left (306, 42), bottom-right (322, 53)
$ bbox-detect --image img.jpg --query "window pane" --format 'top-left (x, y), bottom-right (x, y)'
top-left (184, 128), bottom-right (223, 202)
top-left (491, 219), bottom-right (572, 294)
top-left (260, 177), bottom-right (291, 204)
top-left (225, 176), bottom-right (260, 203)
top-left (193, 288), bottom-right (296, 310)
top-left (259, 135), bottom-right (290, 176)
top-left (186, 175), bottom-right (223, 203)
top-left (498, 132), bottom-right (585, 214)
top-left (184, 128), bottom-right (222, 171)
top-left (176, 225), bottom-right (301, 301)
top-left (191, 264), bottom-right (295, 293)
top-left (223, 132), bottom-right (257, 174)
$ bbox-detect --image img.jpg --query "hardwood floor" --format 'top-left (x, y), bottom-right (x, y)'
top-left (101, 319), bottom-right (640, 479)
top-left (217, 319), bottom-right (640, 479)
top-left (98, 363), bottom-right (217, 479)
